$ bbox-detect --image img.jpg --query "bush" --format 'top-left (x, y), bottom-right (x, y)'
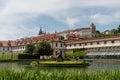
top-left (18, 54), bottom-right (37, 59)
top-left (66, 51), bottom-right (86, 59)
top-left (64, 57), bottom-right (70, 61)
top-left (47, 56), bottom-right (56, 61)
top-left (0, 53), bottom-right (18, 60)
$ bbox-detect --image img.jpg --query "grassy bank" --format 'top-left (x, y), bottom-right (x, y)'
top-left (0, 69), bottom-right (120, 80)
top-left (0, 54), bottom-right (18, 60)
top-left (31, 61), bottom-right (89, 67)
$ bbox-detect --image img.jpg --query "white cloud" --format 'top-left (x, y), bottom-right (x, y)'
top-left (0, 0), bottom-right (120, 40)
top-left (91, 12), bottom-right (120, 25)
top-left (65, 17), bottom-right (80, 27)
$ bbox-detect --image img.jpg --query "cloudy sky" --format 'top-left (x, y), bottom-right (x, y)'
top-left (0, 0), bottom-right (120, 40)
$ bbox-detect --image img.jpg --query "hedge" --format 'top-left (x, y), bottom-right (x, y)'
top-left (18, 54), bottom-right (37, 59)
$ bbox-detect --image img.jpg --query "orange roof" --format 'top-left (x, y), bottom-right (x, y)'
top-left (0, 41), bottom-right (9, 47)
top-left (65, 36), bottom-right (120, 44)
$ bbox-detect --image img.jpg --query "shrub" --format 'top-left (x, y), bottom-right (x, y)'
top-left (18, 54), bottom-right (37, 59)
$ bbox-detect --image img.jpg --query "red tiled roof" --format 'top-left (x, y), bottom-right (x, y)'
top-left (65, 36), bottom-right (120, 44)
top-left (0, 41), bottom-right (11, 47)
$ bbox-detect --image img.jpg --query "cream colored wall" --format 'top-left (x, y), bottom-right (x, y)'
top-left (66, 40), bottom-right (120, 49)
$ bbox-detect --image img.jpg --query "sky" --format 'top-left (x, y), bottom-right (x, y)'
top-left (0, 0), bottom-right (120, 40)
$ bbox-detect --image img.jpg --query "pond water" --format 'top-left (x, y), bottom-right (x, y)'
top-left (0, 60), bottom-right (120, 72)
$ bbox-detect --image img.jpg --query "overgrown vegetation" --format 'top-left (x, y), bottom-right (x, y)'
top-left (93, 25), bottom-right (120, 38)
top-left (0, 69), bottom-right (120, 80)
top-left (66, 48), bottom-right (86, 59)
top-left (0, 53), bottom-right (37, 60)
top-left (34, 41), bottom-right (53, 60)
top-left (24, 44), bottom-right (35, 54)
top-left (25, 41), bottom-right (53, 60)
top-left (0, 53), bottom-right (18, 60)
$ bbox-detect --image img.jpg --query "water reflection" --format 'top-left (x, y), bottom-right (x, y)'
top-left (0, 61), bottom-right (120, 72)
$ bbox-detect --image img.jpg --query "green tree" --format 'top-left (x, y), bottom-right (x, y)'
top-left (34, 41), bottom-right (53, 60)
top-left (111, 29), bottom-right (117, 35)
top-left (94, 30), bottom-right (101, 38)
top-left (117, 25), bottom-right (120, 33)
top-left (25, 44), bottom-right (35, 54)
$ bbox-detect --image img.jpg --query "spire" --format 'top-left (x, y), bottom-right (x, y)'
top-left (38, 27), bottom-right (43, 35)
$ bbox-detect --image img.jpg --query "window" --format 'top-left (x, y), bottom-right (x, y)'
top-left (61, 44), bottom-right (62, 47)
top-left (111, 40), bottom-right (114, 43)
top-left (85, 43), bottom-right (87, 46)
top-left (7, 47), bottom-right (9, 50)
top-left (74, 44), bottom-right (76, 46)
top-left (90, 42), bottom-right (93, 45)
top-left (97, 42), bottom-right (99, 45)
top-left (79, 43), bottom-right (81, 46)
top-left (104, 41), bottom-right (107, 44)
top-left (69, 44), bottom-right (71, 47)
top-left (55, 43), bottom-right (57, 47)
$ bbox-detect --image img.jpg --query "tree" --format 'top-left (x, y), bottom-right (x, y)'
top-left (34, 41), bottom-right (53, 60)
top-left (25, 44), bottom-right (35, 54)
top-left (111, 29), bottom-right (117, 35)
top-left (117, 25), bottom-right (120, 33)
top-left (94, 30), bottom-right (101, 38)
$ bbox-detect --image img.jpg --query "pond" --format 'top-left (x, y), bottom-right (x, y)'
top-left (0, 60), bottom-right (120, 72)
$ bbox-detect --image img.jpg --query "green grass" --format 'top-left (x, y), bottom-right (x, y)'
top-left (31, 61), bottom-right (90, 67)
top-left (0, 53), bottom-right (18, 60)
top-left (0, 69), bottom-right (120, 80)
top-left (32, 61), bottom-right (88, 64)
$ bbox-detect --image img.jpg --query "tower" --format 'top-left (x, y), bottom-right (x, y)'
top-left (90, 22), bottom-right (96, 34)
top-left (38, 27), bottom-right (43, 35)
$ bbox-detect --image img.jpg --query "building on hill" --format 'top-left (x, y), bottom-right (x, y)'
top-left (1, 23), bottom-right (120, 59)
top-left (104, 30), bottom-right (111, 35)
top-left (55, 23), bottom-right (96, 40)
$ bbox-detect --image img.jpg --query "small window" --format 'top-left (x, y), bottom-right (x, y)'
top-left (79, 44), bottom-right (81, 46)
top-left (74, 44), bottom-right (76, 46)
top-left (85, 43), bottom-right (87, 46)
top-left (97, 42), bottom-right (99, 45)
top-left (104, 41), bottom-right (107, 44)
top-left (69, 44), bottom-right (71, 47)
top-left (111, 41), bottom-right (114, 43)
top-left (55, 43), bottom-right (57, 47)
top-left (61, 44), bottom-right (62, 47)
top-left (90, 42), bottom-right (93, 45)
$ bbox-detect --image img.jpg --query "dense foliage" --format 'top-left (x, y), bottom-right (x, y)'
top-left (66, 48), bottom-right (86, 59)
top-left (25, 44), bottom-right (35, 54)
top-left (0, 69), bottom-right (119, 80)
top-left (0, 54), bottom-right (18, 60)
top-left (34, 41), bottom-right (53, 59)
top-left (0, 53), bottom-right (37, 60)
top-left (18, 54), bottom-right (37, 59)
top-left (93, 25), bottom-right (120, 38)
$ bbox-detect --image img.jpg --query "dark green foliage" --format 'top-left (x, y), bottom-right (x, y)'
top-left (73, 48), bottom-right (84, 53)
top-left (66, 48), bottom-right (86, 59)
top-left (0, 54), bottom-right (18, 60)
top-left (66, 51), bottom-right (86, 59)
top-left (117, 25), bottom-right (120, 33)
top-left (18, 54), bottom-right (37, 59)
top-left (34, 41), bottom-right (53, 59)
top-left (25, 44), bottom-right (35, 54)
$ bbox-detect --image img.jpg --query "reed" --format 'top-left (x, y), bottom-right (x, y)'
top-left (0, 53), bottom-right (18, 60)
top-left (0, 69), bottom-right (119, 80)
